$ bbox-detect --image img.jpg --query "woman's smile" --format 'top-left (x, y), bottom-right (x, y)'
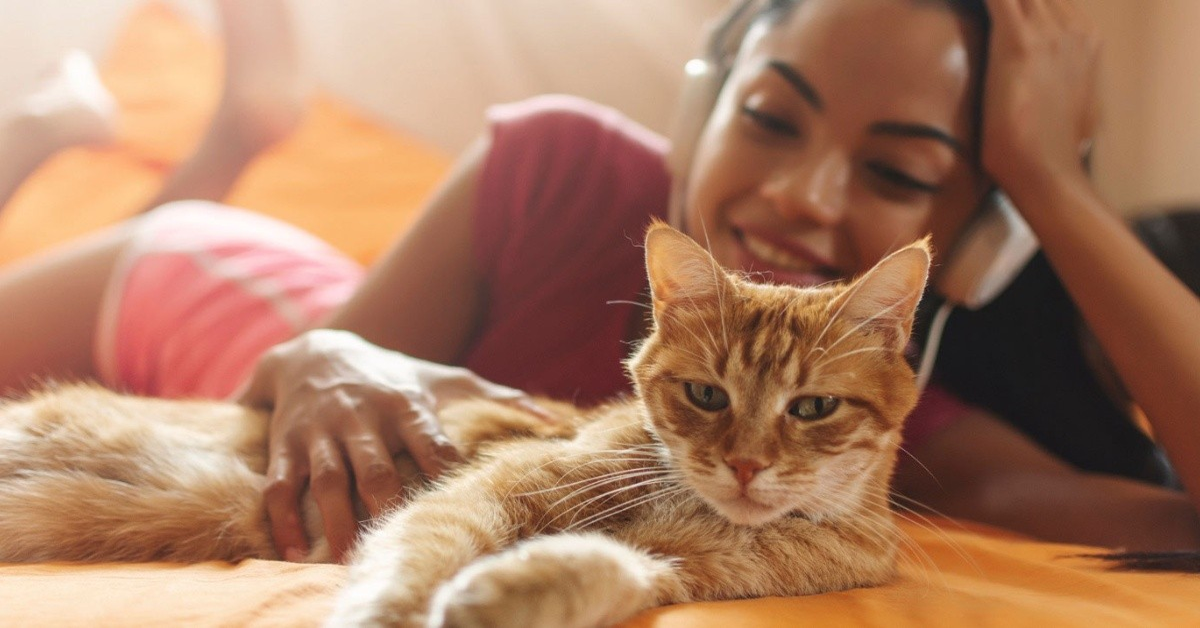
top-left (731, 226), bottom-right (840, 286)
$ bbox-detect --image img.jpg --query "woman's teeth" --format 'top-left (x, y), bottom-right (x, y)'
top-left (741, 232), bottom-right (811, 271)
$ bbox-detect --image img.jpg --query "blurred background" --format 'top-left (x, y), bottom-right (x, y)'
top-left (0, 0), bottom-right (1195, 214)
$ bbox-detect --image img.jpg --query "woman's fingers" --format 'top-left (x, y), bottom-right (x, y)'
top-left (395, 403), bottom-right (463, 478)
top-left (344, 428), bottom-right (406, 518)
top-left (307, 436), bottom-right (359, 563)
top-left (263, 444), bottom-right (311, 561)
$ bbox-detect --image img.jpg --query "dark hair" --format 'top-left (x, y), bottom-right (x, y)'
top-left (754, 0), bottom-right (990, 33)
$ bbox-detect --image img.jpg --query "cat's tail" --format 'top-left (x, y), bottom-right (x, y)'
top-left (0, 384), bottom-right (276, 563)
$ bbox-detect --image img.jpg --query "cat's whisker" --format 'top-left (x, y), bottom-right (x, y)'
top-left (695, 214), bottom-right (730, 348)
top-left (515, 464), bottom-right (666, 499)
top-left (797, 487), bottom-right (943, 586)
top-left (809, 345), bottom-right (889, 372)
top-left (889, 492), bottom-right (977, 540)
top-left (812, 295), bottom-right (911, 359)
top-left (547, 468), bottom-right (686, 518)
top-left (605, 300), bottom-right (652, 311)
top-left (896, 445), bottom-right (942, 489)
top-left (842, 485), bottom-right (982, 577)
top-left (874, 510), bottom-right (947, 588)
top-left (500, 453), bottom-right (658, 503)
top-left (805, 273), bottom-right (873, 361)
top-left (545, 475), bottom-right (683, 531)
top-left (888, 509), bottom-right (969, 588)
top-left (537, 467), bottom-right (669, 514)
top-left (566, 484), bottom-right (691, 532)
top-left (840, 487), bottom-right (940, 581)
top-left (535, 465), bottom-right (682, 523)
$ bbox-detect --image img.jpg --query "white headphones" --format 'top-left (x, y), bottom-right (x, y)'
top-left (665, 0), bottom-right (1039, 311)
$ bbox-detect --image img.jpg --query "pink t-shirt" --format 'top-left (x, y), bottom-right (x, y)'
top-left (465, 95), bottom-right (964, 442)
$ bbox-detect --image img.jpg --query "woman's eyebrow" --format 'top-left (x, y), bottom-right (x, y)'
top-left (868, 121), bottom-right (964, 156)
top-left (767, 60), bottom-right (823, 111)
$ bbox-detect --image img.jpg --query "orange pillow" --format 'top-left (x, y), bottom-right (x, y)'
top-left (0, 1), bottom-right (449, 267)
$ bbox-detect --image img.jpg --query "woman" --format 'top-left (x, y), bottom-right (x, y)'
top-left (3, 0), bottom-right (1198, 564)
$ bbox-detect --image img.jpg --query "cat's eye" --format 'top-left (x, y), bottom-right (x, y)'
top-left (789, 396), bottom-right (841, 421)
top-left (684, 382), bottom-right (730, 412)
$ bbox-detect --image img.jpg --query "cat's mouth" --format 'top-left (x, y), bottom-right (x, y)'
top-left (719, 495), bottom-right (783, 526)
top-left (704, 488), bottom-right (787, 527)
top-left (731, 228), bottom-right (841, 287)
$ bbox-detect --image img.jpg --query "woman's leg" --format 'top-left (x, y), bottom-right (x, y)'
top-left (0, 0), bottom-right (308, 395)
top-left (139, 0), bottom-right (307, 211)
top-left (0, 224), bottom-right (132, 395)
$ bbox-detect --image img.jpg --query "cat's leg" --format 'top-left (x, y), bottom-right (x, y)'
top-left (426, 532), bottom-right (686, 628)
top-left (327, 486), bottom-right (520, 627)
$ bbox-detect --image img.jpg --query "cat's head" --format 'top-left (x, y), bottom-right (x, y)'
top-left (627, 221), bottom-right (929, 527)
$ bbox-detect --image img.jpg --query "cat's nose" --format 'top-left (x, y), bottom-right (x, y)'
top-left (725, 457), bottom-right (769, 487)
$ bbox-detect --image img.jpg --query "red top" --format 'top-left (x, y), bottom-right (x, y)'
top-left (465, 95), bottom-right (965, 445)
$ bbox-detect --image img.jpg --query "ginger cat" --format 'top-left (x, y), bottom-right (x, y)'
top-left (0, 222), bottom-right (930, 627)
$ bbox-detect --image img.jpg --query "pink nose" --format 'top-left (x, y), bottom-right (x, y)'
top-left (725, 458), bottom-right (768, 487)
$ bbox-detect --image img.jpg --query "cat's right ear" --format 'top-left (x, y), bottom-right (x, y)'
top-left (644, 220), bottom-right (730, 311)
top-left (830, 238), bottom-right (932, 353)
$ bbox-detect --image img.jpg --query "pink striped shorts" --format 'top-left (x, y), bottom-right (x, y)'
top-left (95, 201), bottom-right (364, 399)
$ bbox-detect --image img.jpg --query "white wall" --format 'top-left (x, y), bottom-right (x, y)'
top-left (0, 0), bottom-right (1197, 212)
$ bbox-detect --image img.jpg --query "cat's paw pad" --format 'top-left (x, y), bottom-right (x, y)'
top-left (426, 536), bottom-right (660, 628)
top-left (425, 550), bottom-right (558, 628)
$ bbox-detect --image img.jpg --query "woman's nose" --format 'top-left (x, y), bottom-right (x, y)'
top-left (760, 153), bottom-right (849, 226)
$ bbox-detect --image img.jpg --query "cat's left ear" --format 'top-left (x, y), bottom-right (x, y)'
top-left (830, 238), bottom-right (932, 353)
top-left (644, 220), bottom-right (732, 312)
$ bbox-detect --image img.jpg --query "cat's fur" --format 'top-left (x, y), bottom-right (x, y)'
top-left (0, 222), bottom-right (930, 627)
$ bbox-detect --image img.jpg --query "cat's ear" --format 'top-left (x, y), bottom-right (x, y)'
top-left (644, 220), bottom-right (731, 310)
top-left (830, 237), bottom-right (931, 353)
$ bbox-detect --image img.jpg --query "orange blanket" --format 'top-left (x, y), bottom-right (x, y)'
top-left (2, 5), bottom-right (1198, 627)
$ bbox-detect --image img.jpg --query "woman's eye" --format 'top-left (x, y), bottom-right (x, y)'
top-left (866, 162), bottom-right (941, 195)
top-left (684, 382), bottom-right (730, 411)
top-left (740, 106), bottom-right (799, 138)
top-left (789, 396), bottom-right (841, 421)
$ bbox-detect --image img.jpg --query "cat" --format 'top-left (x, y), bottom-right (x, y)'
top-left (0, 221), bottom-right (931, 627)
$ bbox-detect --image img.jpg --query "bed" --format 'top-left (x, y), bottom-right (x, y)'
top-left (2, 5), bottom-right (1199, 626)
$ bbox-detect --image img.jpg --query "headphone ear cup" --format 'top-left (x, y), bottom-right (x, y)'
top-left (665, 60), bottom-right (726, 225)
top-left (666, 60), bottom-right (724, 180)
top-left (935, 191), bottom-right (1039, 309)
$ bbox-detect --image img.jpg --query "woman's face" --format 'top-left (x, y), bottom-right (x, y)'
top-left (682, 0), bottom-right (987, 284)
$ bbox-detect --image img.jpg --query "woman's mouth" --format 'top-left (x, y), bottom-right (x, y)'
top-left (733, 228), bottom-right (839, 287)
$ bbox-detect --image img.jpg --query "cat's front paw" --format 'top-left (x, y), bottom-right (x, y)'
top-left (425, 550), bottom-right (575, 628)
top-left (425, 534), bottom-right (666, 628)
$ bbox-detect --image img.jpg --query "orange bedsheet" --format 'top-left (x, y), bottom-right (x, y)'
top-left (2, 4), bottom-right (1198, 627)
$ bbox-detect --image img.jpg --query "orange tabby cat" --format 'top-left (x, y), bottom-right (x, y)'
top-left (0, 222), bottom-right (929, 627)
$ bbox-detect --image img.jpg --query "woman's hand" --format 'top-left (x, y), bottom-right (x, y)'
top-left (980, 0), bottom-right (1102, 196)
top-left (238, 329), bottom-right (539, 563)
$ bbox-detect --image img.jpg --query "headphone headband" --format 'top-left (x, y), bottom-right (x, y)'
top-left (705, 0), bottom-right (764, 68)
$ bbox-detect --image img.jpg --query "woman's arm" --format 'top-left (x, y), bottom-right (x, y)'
top-left (321, 135), bottom-right (490, 362)
top-left (895, 408), bottom-right (1200, 550)
top-left (244, 135), bottom-right (549, 562)
top-left (981, 0), bottom-right (1200, 517)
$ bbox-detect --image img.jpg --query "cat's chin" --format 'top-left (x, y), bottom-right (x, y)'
top-left (712, 495), bottom-right (787, 527)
